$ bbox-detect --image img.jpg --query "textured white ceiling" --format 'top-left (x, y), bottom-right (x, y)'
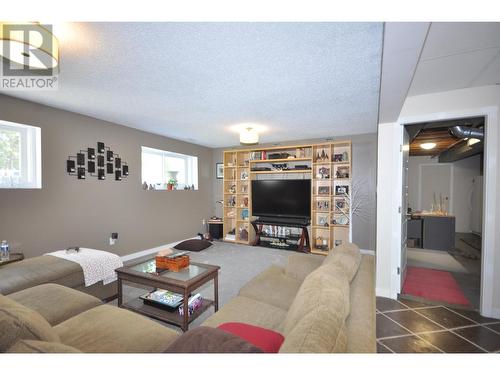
top-left (2, 23), bottom-right (383, 148)
top-left (409, 22), bottom-right (500, 96)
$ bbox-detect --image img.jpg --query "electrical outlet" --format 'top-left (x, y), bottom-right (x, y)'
top-left (109, 232), bottom-right (118, 246)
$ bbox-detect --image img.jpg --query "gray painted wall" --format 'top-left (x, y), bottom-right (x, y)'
top-left (0, 94), bottom-right (213, 258)
top-left (212, 133), bottom-right (377, 251)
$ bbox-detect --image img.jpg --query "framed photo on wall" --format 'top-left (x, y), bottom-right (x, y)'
top-left (216, 163), bottom-right (224, 179)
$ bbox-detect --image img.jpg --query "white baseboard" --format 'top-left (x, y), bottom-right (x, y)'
top-left (360, 249), bottom-right (375, 256)
top-left (487, 307), bottom-right (500, 320)
top-left (120, 237), bottom-right (197, 263)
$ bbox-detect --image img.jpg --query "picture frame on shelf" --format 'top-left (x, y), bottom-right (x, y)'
top-left (333, 154), bottom-right (345, 162)
top-left (335, 185), bottom-right (349, 195)
top-left (334, 198), bottom-right (347, 210)
top-left (336, 166), bottom-right (349, 178)
top-left (316, 200), bottom-right (329, 210)
top-left (216, 163), bottom-right (224, 179)
top-left (318, 186), bottom-right (330, 195)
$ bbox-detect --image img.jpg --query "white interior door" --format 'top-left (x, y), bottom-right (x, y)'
top-left (471, 176), bottom-right (483, 235)
top-left (401, 128), bottom-right (410, 289)
top-left (419, 164), bottom-right (452, 213)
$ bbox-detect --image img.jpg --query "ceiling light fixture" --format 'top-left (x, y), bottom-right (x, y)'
top-left (420, 142), bottom-right (436, 150)
top-left (0, 22), bottom-right (59, 69)
top-left (240, 127), bottom-right (259, 145)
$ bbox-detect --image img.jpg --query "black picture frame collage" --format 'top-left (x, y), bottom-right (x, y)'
top-left (67, 142), bottom-right (129, 181)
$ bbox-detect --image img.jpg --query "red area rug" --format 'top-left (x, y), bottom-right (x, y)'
top-left (402, 266), bottom-right (471, 306)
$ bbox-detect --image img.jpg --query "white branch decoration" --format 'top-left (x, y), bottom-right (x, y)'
top-left (336, 176), bottom-right (372, 223)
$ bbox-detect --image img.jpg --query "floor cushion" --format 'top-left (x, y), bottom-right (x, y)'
top-left (8, 283), bottom-right (102, 325)
top-left (165, 326), bottom-right (262, 353)
top-left (0, 294), bottom-right (60, 352)
top-left (218, 322), bottom-right (284, 353)
top-left (174, 239), bottom-right (212, 252)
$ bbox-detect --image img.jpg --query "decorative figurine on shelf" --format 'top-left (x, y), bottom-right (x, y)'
top-left (240, 171), bottom-right (249, 180)
top-left (342, 151), bottom-right (349, 162)
top-left (243, 197), bottom-right (249, 207)
top-left (239, 228), bottom-right (249, 241)
top-left (229, 184), bottom-right (236, 193)
top-left (142, 181), bottom-right (148, 190)
top-left (320, 149), bottom-right (328, 161)
top-left (149, 184), bottom-right (155, 190)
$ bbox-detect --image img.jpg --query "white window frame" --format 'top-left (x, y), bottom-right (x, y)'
top-left (141, 146), bottom-right (198, 190)
top-left (0, 120), bottom-right (41, 189)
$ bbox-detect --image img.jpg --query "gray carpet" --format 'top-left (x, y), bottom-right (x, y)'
top-left (110, 242), bottom-right (295, 331)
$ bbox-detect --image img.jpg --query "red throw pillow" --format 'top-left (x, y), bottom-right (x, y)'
top-left (217, 322), bottom-right (284, 353)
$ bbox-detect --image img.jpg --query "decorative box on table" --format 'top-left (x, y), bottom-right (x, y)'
top-left (155, 254), bottom-right (190, 272)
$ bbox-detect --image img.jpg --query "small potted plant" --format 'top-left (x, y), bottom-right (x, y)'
top-left (167, 178), bottom-right (177, 190)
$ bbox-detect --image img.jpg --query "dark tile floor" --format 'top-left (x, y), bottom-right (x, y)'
top-left (376, 296), bottom-right (500, 353)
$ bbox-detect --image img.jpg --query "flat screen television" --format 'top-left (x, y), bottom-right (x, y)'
top-left (251, 179), bottom-right (311, 219)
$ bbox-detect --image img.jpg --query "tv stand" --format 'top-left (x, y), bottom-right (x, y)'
top-left (251, 217), bottom-right (310, 252)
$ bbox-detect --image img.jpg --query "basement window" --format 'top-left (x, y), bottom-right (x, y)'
top-left (0, 120), bottom-right (41, 189)
top-left (141, 146), bottom-right (198, 190)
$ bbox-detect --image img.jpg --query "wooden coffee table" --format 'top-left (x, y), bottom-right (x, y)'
top-left (116, 259), bottom-right (219, 332)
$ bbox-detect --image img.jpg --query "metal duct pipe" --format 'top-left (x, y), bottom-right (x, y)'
top-left (449, 125), bottom-right (484, 140)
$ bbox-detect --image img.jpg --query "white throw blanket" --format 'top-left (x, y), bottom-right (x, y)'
top-left (45, 248), bottom-right (123, 287)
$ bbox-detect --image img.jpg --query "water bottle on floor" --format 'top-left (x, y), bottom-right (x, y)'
top-left (1, 240), bottom-right (10, 262)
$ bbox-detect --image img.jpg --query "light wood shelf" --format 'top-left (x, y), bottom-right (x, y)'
top-left (223, 141), bottom-right (351, 252)
top-left (250, 170), bottom-right (311, 174)
top-left (250, 157), bottom-right (311, 163)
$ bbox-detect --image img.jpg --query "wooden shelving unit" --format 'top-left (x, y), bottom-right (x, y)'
top-left (222, 150), bottom-right (251, 244)
top-left (310, 141), bottom-right (352, 255)
top-left (222, 141), bottom-right (351, 254)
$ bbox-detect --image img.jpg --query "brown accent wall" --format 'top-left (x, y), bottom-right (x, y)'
top-left (0, 94), bottom-right (214, 258)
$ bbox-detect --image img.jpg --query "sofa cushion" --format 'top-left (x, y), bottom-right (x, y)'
top-left (279, 265), bottom-right (350, 353)
top-left (284, 253), bottom-right (324, 282)
top-left (54, 305), bottom-right (179, 353)
top-left (202, 296), bottom-right (287, 332)
top-left (165, 326), bottom-right (262, 353)
top-left (7, 339), bottom-right (81, 353)
top-left (218, 322), bottom-right (284, 353)
top-left (0, 255), bottom-right (84, 295)
top-left (345, 255), bottom-right (376, 352)
top-left (238, 265), bottom-right (302, 310)
top-left (8, 284), bottom-right (102, 325)
top-left (0, 294), bottom-right (60, 351)
top-left (174, 239), bottom-right (212, 252)
top-left (323, 243), bottom-right (361, 282)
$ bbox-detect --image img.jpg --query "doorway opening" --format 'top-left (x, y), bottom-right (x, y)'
top-left (401, 116), bottom-right (485, 310)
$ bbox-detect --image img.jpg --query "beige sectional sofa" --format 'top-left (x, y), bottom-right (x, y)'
top-left (1, 283), bottom-right (180, 353)
top-left (0, 255), bottom-right (116, 301)
top-left (202, 243), bottom-right (376, 352)
top-left (1, 243), bottom-right (375, 353)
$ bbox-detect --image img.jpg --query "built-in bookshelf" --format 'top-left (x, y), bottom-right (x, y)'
top-left (222, 141), bottom-right (351, 254)
top-left (311, 141), bottom-right (352, 255)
